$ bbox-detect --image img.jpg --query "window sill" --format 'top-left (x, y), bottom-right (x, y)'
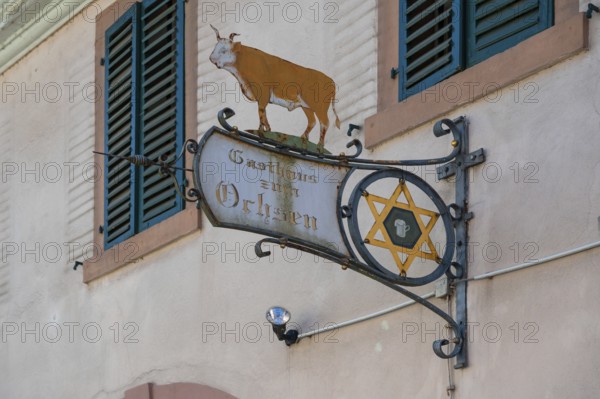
top-left (83, 207), bottom-right (201, 283)
top-left (365, 13), bottom-right (589, 148)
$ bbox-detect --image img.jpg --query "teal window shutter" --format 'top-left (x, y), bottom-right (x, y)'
top-left (103, 0), bottom-right (185, 249)
top-left (399, 0), bottom-right (463, 101)
top-left (138, 0), bottom-right (185, 229)
top-left (466, 0), bottom-right (553, 67)
top-left (104, 4), bottom-right (140, 248)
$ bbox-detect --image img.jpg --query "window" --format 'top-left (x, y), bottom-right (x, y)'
top-left (104, 0), bottom-right (185, 248)
top-left (399, 0), bottom-right (553, 100)
top-left (366, 0), bottom-right (587, 147)
top-left (87, 0), bottom-right (199, 282)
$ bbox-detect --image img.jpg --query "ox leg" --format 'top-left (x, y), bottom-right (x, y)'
top-left (300, 108), bottom-right (317, 142)
top-left (258, 102), bottom-right (271, 135)
top-left (318, 124), bottom-right (329, 150)
top-left (315, 110), bottom-right (330, 150)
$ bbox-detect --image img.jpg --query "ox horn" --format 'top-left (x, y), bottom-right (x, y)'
top-left (210, 24), bottom-right (221, 40)
top-left (229, 32), bottom-right (240, 41)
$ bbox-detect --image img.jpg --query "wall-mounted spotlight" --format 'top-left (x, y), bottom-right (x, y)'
top-left (265, 306), bottom-right (298, 346)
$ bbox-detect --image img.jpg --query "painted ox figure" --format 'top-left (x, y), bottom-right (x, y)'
top-left (209, 25), bottom-right (340, 147)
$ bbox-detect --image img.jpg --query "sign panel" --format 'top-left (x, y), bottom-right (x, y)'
top-left (195, 130), bottom-right (351, 255)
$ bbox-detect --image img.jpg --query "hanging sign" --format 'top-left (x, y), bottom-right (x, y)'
top-left (165, 109), bottom-right (483, 362)
top-left (194, 128), bottom-right (351, 255)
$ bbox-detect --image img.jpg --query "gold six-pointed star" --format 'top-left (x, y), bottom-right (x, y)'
top-left (363, 180), bottom-right (440, 275)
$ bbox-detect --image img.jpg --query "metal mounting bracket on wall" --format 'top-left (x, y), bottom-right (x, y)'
top-left (437, 118), bottom-right (484, 368)
top-left (95, 108), bottom-right (485, 367)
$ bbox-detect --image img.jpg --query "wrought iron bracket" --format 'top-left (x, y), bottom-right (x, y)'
top-left (437, 119), bottom-right (484, 368)
top-left (437, 148), bottom-right (485, 180)
top-left (189, 108), bottom-right (485, 366)
top-left (95, 108), bottom-right (485, 367)
top-left (93, 138), bottom-right (201, 205)
top-left (346, 123), bottom-right (362, 137)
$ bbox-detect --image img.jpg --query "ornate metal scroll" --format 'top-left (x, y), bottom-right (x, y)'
top-left (96, 107), bottom-right (485, 366)
top-left (187, 108), bottom-right (485, 366)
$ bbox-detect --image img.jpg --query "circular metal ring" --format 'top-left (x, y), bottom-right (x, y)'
top-left (340, 205), bottom-right (352, 219)
top-left (446, 262), bottom-right (464, 280)
top-left (346, 169), bottom-right (455, 286)
top-left (433, 337), bottom-right (463, 359)
top-left (448, 203), bottom-right (462, 222)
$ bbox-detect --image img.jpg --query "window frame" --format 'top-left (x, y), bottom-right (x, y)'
top-left (86, 0), bottom-right (199, 283)
top-left (367, 0), bottom-right (588, 148)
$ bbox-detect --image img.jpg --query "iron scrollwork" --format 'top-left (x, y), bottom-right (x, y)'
top-left (98, 107), bottom-right (484, 365)
top-left (94, 138), bottom-right (201, 204)
top-left (185, 108), bottom-right (485, 365)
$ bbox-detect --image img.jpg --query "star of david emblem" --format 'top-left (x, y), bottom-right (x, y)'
top-left (363, 180), bottom-right (441, 275)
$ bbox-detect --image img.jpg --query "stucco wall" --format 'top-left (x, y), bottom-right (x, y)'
top-left (1, 1), bottom-right (600, 398)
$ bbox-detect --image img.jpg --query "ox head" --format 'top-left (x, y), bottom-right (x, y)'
top-left (209, 25), bottom-right (241, 69)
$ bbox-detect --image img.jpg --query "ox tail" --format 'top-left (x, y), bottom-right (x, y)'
top-left (331, 94), bottom-right (341, 130)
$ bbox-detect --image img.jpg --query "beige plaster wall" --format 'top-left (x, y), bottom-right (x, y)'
top-left (1, 1), bottom-right (599, 398)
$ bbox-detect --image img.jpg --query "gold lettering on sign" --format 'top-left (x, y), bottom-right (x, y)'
top-left (229, 149), bottom-right (244, 164)
top-left (229, 148), bottom-right (318, 184)
top-left (215, 148), bottom-right (321, 231)
top-left (242, 199), bottom-right (255, 214)
top-left (290, 212), bottom-right (302, 225)
top-left (216, 181), bottom-right (239, 208)
top-left (260, 180), bottom-right (300, 198)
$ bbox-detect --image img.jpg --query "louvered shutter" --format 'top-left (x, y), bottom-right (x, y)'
top-left (399, 0), bottom-right (463, 100)
top-left (139, 0), bottom-right (185, 228)
top-left (466, 0), bottom-right (553, 67)
top-left (104, 5), bottom-right (140, 248)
